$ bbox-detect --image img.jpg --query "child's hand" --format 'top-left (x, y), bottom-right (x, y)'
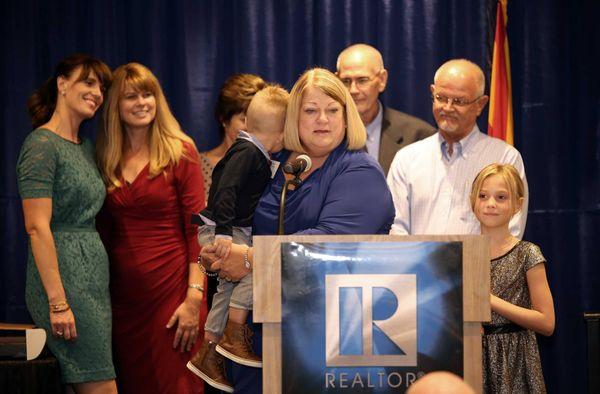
top-left (214, 238), bottom-right (232, 260)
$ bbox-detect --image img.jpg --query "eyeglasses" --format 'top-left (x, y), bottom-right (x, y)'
top-left (340, 72), bottom-right (381, 89)
top-left (431, 93), bottom-right (482, 107)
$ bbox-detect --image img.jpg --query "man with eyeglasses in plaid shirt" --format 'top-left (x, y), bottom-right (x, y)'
top-left (336, 43), bottom-right (435, 175)
top-left (387, 59), bottom-right (528, 237)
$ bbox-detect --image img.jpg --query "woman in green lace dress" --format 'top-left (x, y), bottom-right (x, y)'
top-left (16, 54), bottom-right (117, 393)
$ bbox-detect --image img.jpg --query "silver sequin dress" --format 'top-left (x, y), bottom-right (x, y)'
top-left (482, 241), bottom-right (547, 393)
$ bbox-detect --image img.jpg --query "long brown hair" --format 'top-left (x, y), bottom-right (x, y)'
top-left (96, 62), bottom-right (197, 191)
top-left (215, 73), bottom-right (266, 136)
top-left (27, 54), bottom-right (112, 129)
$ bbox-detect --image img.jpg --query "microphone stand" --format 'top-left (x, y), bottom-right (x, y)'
top-left (278, 174), bottom-right (303, 235)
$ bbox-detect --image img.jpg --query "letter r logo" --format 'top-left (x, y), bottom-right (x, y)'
top-left (325, 274), bottom-right (417, 367)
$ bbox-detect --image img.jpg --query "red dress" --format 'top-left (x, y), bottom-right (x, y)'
top-left (100, 146), bottom-right (207, 394)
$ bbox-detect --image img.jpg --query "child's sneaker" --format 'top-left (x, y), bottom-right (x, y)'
top-left (187, 340), bottom-right (234, 393)
top-left (216, 321), bottom-right (262, 368)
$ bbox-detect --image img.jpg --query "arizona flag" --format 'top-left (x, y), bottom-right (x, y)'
top-left (488, 0), bottom-right (514, 145)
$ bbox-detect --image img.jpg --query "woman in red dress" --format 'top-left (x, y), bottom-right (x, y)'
top-left (97, 63), bottom-right (206, 394)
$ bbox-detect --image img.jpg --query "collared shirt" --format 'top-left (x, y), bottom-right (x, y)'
top-left (387, 125), bottom-right (529, 238)
top-left (365, 102), bottom-right (383, 161)
top-left (439, 126), bottom-right (479, 163)
top-left (237, 130), bottom-right (270, 161)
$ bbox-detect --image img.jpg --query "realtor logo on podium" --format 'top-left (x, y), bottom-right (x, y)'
top-left (252, 236), bottom-right (490, 393)
top-left (325, 274), bottom-right (417, 367)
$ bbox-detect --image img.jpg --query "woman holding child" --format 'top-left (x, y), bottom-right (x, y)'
top-left (200, 67), bottom-right (395, 392)
top-left (96, 63), bottom-right (207, 394)
top-left (188, 85), bottom-right (289, 393)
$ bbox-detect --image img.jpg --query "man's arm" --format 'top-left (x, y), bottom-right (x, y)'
top-left (386, 152), bottom-right (411, 235)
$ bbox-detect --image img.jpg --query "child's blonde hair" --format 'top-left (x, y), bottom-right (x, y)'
top-left (246, 84), bottom-right (289, 133)
top-left (470, 163), bottom-right (525, 213)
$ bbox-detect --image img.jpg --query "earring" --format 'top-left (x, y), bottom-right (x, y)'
top-left (61, 90), bottom-right (66, 96)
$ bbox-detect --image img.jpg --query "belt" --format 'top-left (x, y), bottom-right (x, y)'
top-left (483, 323), bottom-right (526, 335)
top-left (51, 224), bottom-right (96, 233)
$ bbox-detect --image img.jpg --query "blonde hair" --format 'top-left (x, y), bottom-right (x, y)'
top-left (470, 163), bottom-right (524, 213)
top-left (97, 63), bottom-right (197, 190)
top-left (246, 84), bottom-right (289, 133)
top-left (283, 68), bottom-right (366, 153)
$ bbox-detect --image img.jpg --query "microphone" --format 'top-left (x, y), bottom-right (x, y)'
top-left (282, 154), bottom-right (312, 175)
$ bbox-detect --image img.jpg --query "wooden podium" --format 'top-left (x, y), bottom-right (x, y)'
top-left (253, 235), bottom-right (490, 393)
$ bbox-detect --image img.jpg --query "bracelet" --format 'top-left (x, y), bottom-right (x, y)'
top-left (197, 255), bottom-right (218, 277)
top-left (49, 301), bottom-right (70, 314)
top-left (188, 284), bottom-right (204, 293)
top-left (50, 305), bottom-right (70, 314)
top-left (243, 247), bottom-right (252, 271)
top-left (49, 301), bottom-right (68, 311)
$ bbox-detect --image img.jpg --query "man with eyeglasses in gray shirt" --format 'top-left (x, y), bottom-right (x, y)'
top-left (336, 44), bottom-right (435, 175)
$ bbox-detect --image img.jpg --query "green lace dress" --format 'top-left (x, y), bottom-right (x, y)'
top-left (16, 128), bottom-right (115, 383)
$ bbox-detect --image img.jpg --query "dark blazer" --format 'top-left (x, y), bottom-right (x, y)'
top-left (378, 106), bottom-right (436, 175)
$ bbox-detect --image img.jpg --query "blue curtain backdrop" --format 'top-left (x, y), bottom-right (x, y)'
top-left (1, 0), bottom-right (598, 392)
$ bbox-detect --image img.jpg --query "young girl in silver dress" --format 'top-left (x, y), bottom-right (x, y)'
top-left (471, 163), bottom-right (555, 393)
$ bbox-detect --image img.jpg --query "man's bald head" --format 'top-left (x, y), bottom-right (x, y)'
top-left (433, 59), bottom-right (485, 97)
top-left (336, 43), bottom-right (388, 124)
top-left (430, 59), bottom-right (489, 142)
top-left (336, 44), bottom-right (385, 73)
top-left (407, 371), bottom-right (475, 394)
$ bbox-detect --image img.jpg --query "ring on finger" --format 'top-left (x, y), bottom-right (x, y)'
top-left (56, 331), bottom-right (63, 336)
